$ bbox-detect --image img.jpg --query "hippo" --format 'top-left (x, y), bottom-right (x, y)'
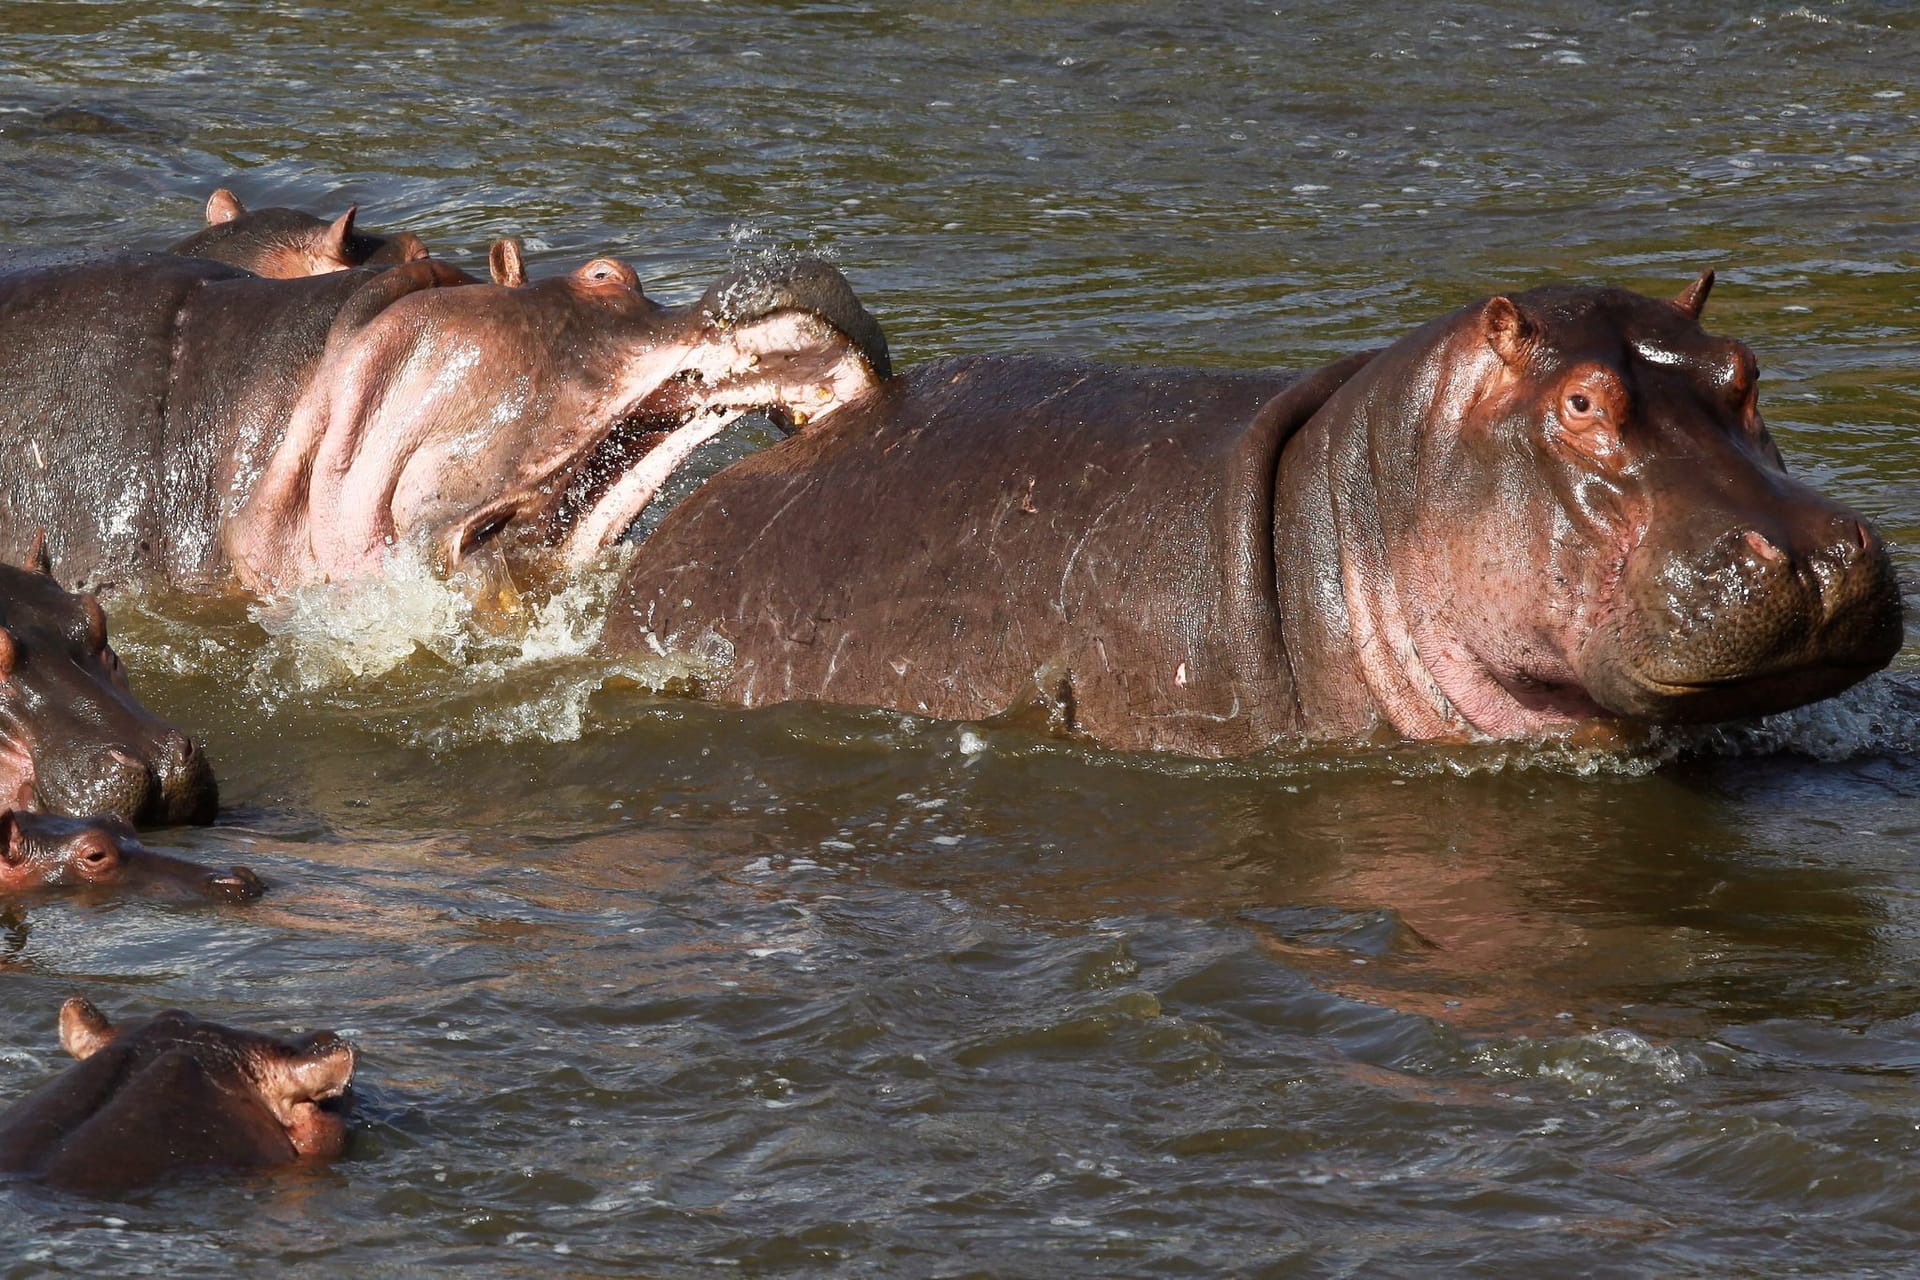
top-left (608, 273), bottom-right (1904, 754)
top-left (0, 251), bottom-right (888, 597)
top-left (0, 998), bottom-right (353, 1196)
top-left (0, 549), bottom-right (217, 822)
top-left (0, 809), bottom-right (262, 901)
top-left (169, 188), bottom-right (431, 277)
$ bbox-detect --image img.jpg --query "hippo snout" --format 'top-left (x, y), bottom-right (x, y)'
top-left (151, 731), bottom-right (219, 826)
top-left (204, 865), bottom-right (267, 902)
top-left (1592, 504), bottom-right (1903, 722)
top-left (37, 746), bottom-right (158, 826)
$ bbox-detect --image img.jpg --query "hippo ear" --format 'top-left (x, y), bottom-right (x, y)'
top-left (1673, 270), bottom-right (1715, 321)
top-left (205, 188), bottom-right (245, 226)
top-left (1480, 295), bottom-right (1534, 368)
top-left (0, 626), bottom-right (15, 678)
top-left (23, 528), bottom-right (51, 577)
top-left (58, 997), bottom-right (117, 1060)
top-left (322, 206), bottom-right (359, 260)
top-left (488, 237), bottom-right (527, 288)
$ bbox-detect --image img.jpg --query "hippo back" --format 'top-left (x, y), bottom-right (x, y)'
top-left (612, 355), bottom-right (1322, 755)
top-left (0, 256), bottom-right (380, 591)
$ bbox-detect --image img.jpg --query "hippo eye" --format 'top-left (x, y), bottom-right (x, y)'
top-left (1568, 393), bottom-right (1591, 414)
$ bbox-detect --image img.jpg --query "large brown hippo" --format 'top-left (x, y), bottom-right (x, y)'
top-left (0, 251), bottom-right (888, 597)
top-left (0, 998), bottom-right (353, 1196)
top-left (1, 551), bottom-right (217, 822)
top-left (169, 188), bottom-right (431, 277)
top-left (0, 809), bottom-right (262, 901)
top-left (609, 274), bottom-right (1905, 753)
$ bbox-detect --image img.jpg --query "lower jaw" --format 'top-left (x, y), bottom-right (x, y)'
top-left (1601, 663), bottom-right (1886, 725)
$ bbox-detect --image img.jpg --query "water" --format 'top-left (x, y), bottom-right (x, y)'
top-left (3, 2), bottom-right (1918, 1274)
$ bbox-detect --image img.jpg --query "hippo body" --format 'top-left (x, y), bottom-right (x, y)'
top-left (611, 278), bottom-right (1904, 752)
top-left (0, 255), bottom-right (392, 590)
top-left (615, 356), bottom-right (1330, 754)
top-left (0, 557), bottom-right (216, 822)
top-left (169, 189), bottom-right (430, 278)
top-left (0, 810), bottom-right (262, 901)
top-left (0, 252), bottom-right (888, 596)
top-left (0, 999), bottom-right (352, 1197)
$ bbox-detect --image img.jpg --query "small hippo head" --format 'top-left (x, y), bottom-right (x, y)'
top-left (0, 546), bottom-right (218, 824)
top-left (170, 188), bottom-right (431, 278)
top-left (1353, 272), bottom-right (1902, 734)
top-left (0, 809), bottom-right (263, 900)
top-left (57, 997), bottom-right (356, 1161)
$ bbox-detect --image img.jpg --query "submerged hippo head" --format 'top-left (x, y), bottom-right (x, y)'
top-left (1307, 271), bottom-right (1903, 737)
top-left (0, 998), bottom-right (354, 1196)
top-left (0, 809), bottom-right (263, 900)
top-left (0, 548), bottom-right (218, 823)
top-left (170, 188), bottom-right (431, 278)
top-left (228, 250), bottom-right (890, 592)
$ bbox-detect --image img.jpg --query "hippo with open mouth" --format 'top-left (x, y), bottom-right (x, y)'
top-left (0, 998), bottom-right (352, 1196)
top-left (0, 550), bottom-right (217, 823)
top-left (609, 273), bottom-right (1904, 752)
top-left (0, 809), bottom-right (262, 901)
top-left (169, 188), bottom-right (431, 278)
top-left (0, 249), bottom-right (888, 598)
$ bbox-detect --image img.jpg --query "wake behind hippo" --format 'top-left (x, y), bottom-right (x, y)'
top-left (0, 250), bottom-right (889, 596)
top-left (0, 998), bottom-right (352, 1197)
top-left (610, 274), bottom-right (1904, 753)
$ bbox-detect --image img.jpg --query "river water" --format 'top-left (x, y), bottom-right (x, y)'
top-left (2, 2), bottom-right (1918, 1275)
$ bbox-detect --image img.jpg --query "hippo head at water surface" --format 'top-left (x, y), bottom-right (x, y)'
top-left (0, 998), bottom-right (354, 1196)
top-left (228, 252), bottom-right (890, 594)
top-left (169, 187), bottom-right (431, 278)
top-left (0, 548), bottom-right (217, 822)
top-left (0, 809), bottom-right (262, 900)
top-left (1285, 270), bottom-right (1905, 738)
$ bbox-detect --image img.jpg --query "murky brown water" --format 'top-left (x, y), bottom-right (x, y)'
top-left (2, 2), bottom-right (1918, 1275)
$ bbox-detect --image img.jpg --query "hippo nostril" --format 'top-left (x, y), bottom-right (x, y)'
top-left (208, 866), bottom-right (267, 901)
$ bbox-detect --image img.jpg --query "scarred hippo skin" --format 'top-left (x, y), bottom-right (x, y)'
top-left (0, 553), bottom-right (217, 823)
top-left (0, 809), bottom-right (263, 901)
top-left (0, 998), bottom-right (353, 1197)
top-left (0, 251), bottom-right (889, 596)
top-left (169, 188), bottom-right (431, 278)
top-left (609, 274), bottom-right (1904, 753)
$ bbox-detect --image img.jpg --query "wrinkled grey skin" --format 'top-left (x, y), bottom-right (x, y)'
top-left (0, 556), bottom-right (216, 823)
top-left (0, 252), bottom-right (889, 598)
top-left (0, 998), bottom-right (353, 1197)
top-left (610, 275), bottom-right (1903, 754)
top-left (0, 809), bottom-right (262, 901)
top-left (169, 188), bottom-right (430, 278)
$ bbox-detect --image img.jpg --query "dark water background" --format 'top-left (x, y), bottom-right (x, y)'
top-left (2, 2), bottom-right (1918, 1275)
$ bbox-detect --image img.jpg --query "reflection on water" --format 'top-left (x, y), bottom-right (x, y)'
top-left (1, 1), bottom-right (1917, 1275)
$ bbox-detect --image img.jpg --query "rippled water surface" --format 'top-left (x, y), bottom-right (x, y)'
top-left (3, 3), bottom-right (1918, 1275)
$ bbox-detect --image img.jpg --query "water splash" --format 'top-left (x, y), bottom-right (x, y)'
top-left (241, 549), bottom-right (719, 747)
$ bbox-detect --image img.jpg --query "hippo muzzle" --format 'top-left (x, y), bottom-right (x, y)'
top-left (1579, 401), bottom-right (1904, 725)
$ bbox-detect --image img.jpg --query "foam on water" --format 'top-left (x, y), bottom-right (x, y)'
top-left (240, 549), bottom-right (719, 747)
top-left (1471, 1027), bottom-right (1705, 1096)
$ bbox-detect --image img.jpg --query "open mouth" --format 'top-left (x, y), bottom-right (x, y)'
top-left (452, 260), bottom-right (889, 578)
